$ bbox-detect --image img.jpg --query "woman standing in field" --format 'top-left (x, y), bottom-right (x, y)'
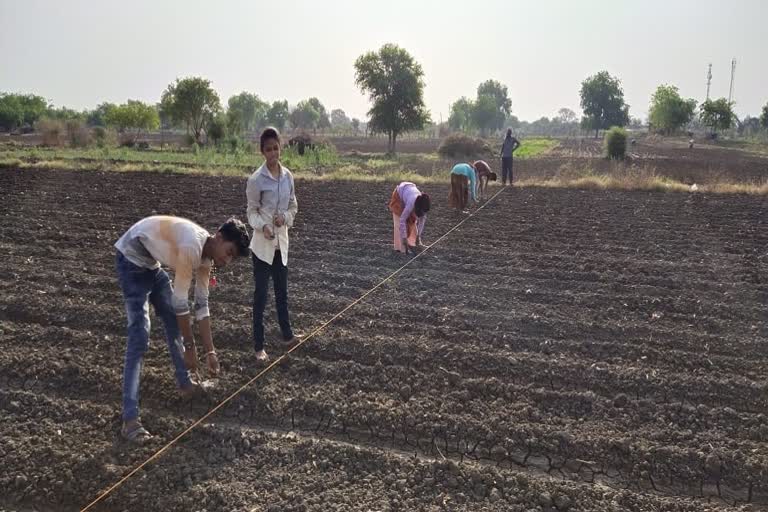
top-left (448, 162), bottom-right (478, 211)
top-left (246, 127), bottom-right (300, 362)
top-left (388, 181), bottom-right (430, 255)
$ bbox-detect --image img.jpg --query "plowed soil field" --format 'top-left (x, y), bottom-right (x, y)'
top-left (1, 168), bottom-right (766, 511)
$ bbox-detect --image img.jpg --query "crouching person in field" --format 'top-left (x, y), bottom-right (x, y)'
top-left (472, 160), bottom-right (497, 200)
top-left (114, 215), bottom-right (250, 442)
top-left (448, 162), bottom-right (478, 211)
top-left (389, 181), bottom-right (430, 254)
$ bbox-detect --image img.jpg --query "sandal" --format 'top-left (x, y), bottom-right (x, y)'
top-left (121, 422), bottom-right (153, 443)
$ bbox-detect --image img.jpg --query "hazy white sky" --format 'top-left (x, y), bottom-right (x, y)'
top-left (1, 0), bottom-right (766, 122)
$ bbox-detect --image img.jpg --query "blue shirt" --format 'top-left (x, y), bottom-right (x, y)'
top-left (451, 163), bottom-right (477, 202)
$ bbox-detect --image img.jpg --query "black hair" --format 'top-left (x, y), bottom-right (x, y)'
top-left (260, 127), bottom-right (280, 152)
top-left (218, 218), bottom-right (250, 257)
top-left (505, 128), bottom-right (513, 138)
top-left (489, 172), bottom-right (498, 181)
top-left (414, 193), bottom-right (431, 217)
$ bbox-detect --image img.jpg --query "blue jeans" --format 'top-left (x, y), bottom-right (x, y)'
top-left (116, 251), bottom-right (191, 421)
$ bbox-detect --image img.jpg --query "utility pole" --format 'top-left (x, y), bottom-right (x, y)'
top-left (705, 63), bottom-right (712, 101)
top-left (728, 58), bottom-right (736, 104)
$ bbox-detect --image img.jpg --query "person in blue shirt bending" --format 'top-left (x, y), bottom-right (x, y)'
top-left (448, 162), bottom-right (478, 211)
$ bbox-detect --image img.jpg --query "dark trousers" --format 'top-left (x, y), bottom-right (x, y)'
top-left (252, 250), bottom-right (293, 351)
top-left (501, 157), bottom-right (513, 184)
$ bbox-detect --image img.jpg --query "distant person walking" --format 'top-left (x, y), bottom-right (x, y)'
top-left (500, 129), bottom-right (521, 186)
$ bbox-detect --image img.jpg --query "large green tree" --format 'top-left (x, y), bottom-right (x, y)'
top-left (227, 92), bottom-right (268, 134)
top-left (331, 108), bottom-right (351, 131)
top-left (160, 77), bottom-right (221, 144)
top-left (579, 71), bottom-right (630, 138)
top-left (289, 100), bottom-right (321, 131)
top-left (472, 95), bottom-right (499, 136)
top-left (266, 100), bottom-right (289, 131)
top-left (86, 102), bottom-right (117, 127)
top-left (45, 107), bottom-right (86, 121)
top-left (648, 84), bottom-right (697, 134)
top-left (354, 44), bottom-right (430, 153)
top-left (700, 98), bottom-right (735, 133)
top-left (0, 93), bottom-right (49, 130)
top-left (448, 97), bottom-right (475, 132)
top-left (557, 108), bottom-right (577, 124)
top-left (105, 100), bottom-right (160, 143)
top-left (476, 79), bottom-right (511, 132)
top-left (760, 102), bottom-right (768, 130)
top-left (307, 97), bottom-right (330, 131)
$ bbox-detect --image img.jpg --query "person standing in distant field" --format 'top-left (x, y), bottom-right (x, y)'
top-left (500, 129), bottom-right (521, 186)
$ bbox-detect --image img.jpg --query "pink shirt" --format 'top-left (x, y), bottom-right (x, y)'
top-left (396, 182), bottom-right (426, 239)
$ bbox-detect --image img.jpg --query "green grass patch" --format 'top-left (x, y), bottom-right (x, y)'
top-left (511, 138), bottom-right (559, 159)
top-left (0, 143), bottom-right (339, 172)
top-left (6, 141), bottom-right (763, 194)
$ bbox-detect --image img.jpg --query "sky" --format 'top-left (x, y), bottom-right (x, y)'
top-left (1, 0), bottom-right (766, 123)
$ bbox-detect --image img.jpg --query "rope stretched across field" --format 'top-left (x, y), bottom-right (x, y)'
top-left (80, 185), bottom-right (508, 512)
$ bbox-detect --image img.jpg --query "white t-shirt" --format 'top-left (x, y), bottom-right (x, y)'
top-left (115, 215), bottom-right (212, 319)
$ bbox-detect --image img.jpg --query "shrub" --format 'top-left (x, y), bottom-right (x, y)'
top-left (65, 120), bottom-right (91, 147)
top-left (119, 136), bottom-right (136, 148)
top-left (207, 113), bottom-right (227, 146)
top-left (437, 133), bottom-right (491, 158)
top-left (226, 136), bottom-right (253, 154)
top-left (604, 126), bottom-right (627, 160)
top-left (37, 118), bottom-right (65, 147)
top-left (93, 127), bottom-right (118, 149)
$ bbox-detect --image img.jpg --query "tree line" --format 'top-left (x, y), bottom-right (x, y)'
top-left (2, 43), bottom-right (768, 152)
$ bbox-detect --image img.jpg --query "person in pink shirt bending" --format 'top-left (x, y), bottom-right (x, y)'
top-left (388, 181), bottom-right (431, 255)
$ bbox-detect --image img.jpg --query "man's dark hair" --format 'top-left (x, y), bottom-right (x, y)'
top-left (415, 193), bottom-right (431, 217)
top-left (260, 127), bottom-right (280, 151)
top-left (489, 172), bottom-right (498, 181)
top-left (218, 218), bottom-right (250, 257)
